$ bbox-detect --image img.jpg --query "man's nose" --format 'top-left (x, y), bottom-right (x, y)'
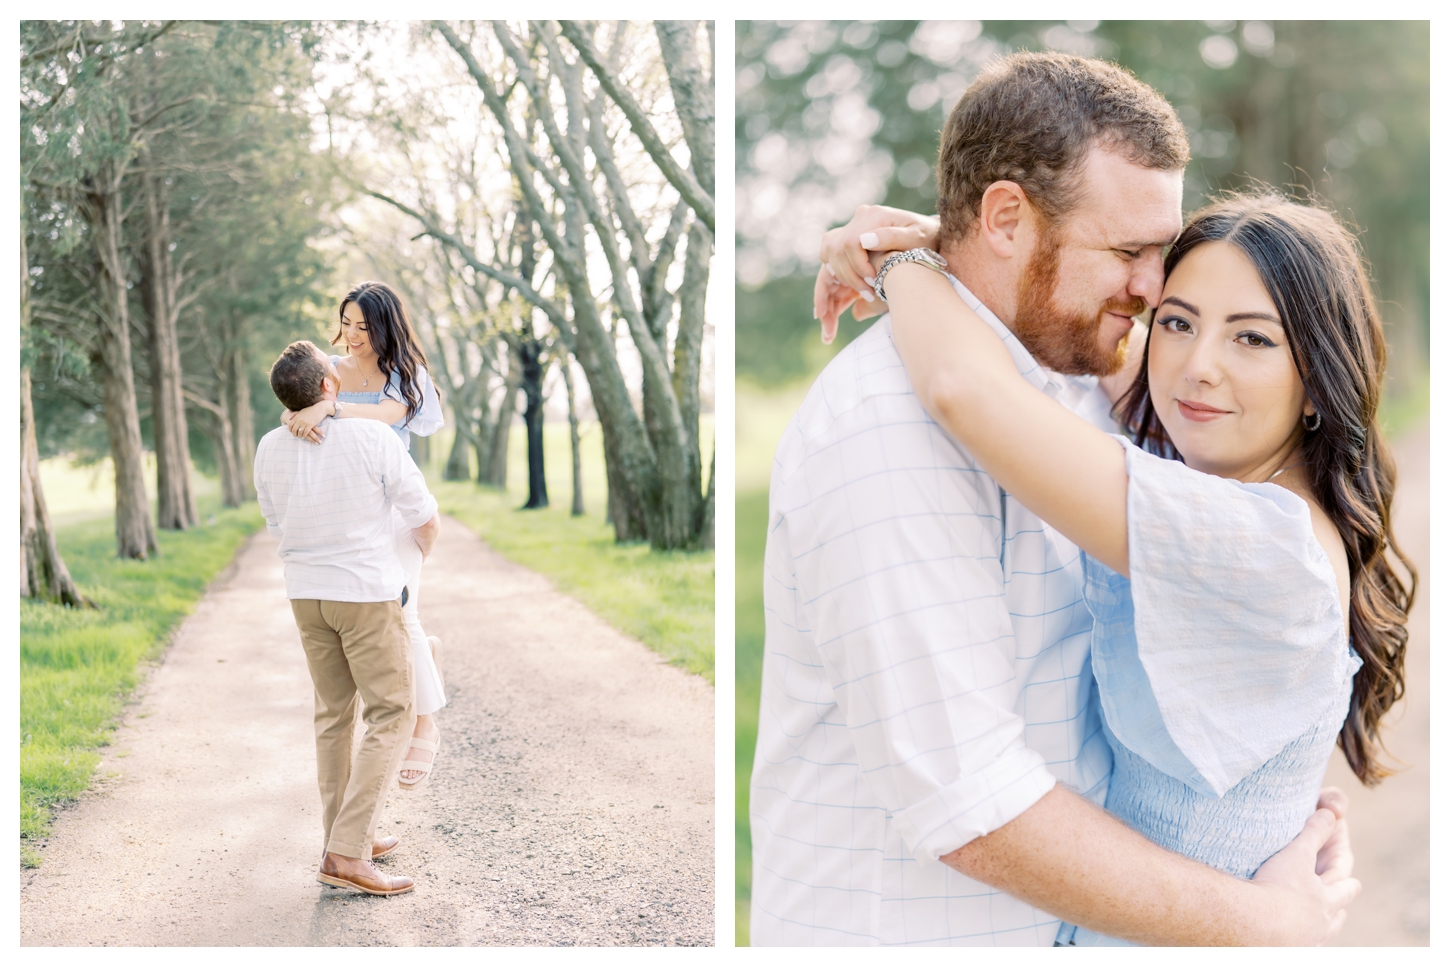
top-left (1129, 252), bottom-right (1166, 308)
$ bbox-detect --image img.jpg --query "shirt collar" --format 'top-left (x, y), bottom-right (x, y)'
top-left (947, 275), bottom-right (1100, 409)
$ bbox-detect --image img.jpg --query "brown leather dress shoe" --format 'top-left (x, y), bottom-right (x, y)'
top-left (372, 835), bottom-right (400, 859)
top-left (317, 852), bottom-right (414, 896)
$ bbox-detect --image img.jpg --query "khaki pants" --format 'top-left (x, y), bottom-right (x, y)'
top-left (290, 599), bottom-right (414, 860)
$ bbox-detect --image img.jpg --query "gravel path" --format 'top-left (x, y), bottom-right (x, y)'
top-left (19, 515), bottom-right (714, 946)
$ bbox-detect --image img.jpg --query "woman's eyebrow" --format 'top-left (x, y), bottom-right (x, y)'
top-left (1225, 311), bottom-right (1283, 325)
top-left (1160, 295), bottom-right (1198, 314)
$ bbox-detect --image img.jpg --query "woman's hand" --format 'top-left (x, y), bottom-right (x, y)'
top-left (285, 400), bottom-right (332, 445)
top-left (813, 205), bottom-right (941, 343)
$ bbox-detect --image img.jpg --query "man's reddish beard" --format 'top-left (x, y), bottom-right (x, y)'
top-left (1013, 228), bottom-right (1146, 377)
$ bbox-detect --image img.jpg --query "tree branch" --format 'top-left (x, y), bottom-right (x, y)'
top-left (556, 20), bottom-right (714, 233)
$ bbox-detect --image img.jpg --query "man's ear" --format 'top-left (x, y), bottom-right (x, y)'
top-left (978, 181), bottom-right (1034, 260)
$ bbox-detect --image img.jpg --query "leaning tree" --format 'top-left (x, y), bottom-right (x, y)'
top-left (426, 20), bottom-right (715, 550)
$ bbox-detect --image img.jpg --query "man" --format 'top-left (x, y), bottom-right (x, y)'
top-left (254, 340), bottom-right (441, 896)
top-left (750, 52), bottom-right (1357, 945)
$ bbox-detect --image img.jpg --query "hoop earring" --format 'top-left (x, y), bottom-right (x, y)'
top-left (1303, 411), bottom-right (1322, 432)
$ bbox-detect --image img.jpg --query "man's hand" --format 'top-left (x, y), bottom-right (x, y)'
top-left (1313, 787), bottom-right (1354, 882)
top-left (411, 513), bottom-right (441, 560)
top-left (939, 783), bottom-right (1361, 945)
top-left (813, 205), bottom-right (941, 343)
top-left (1249, 796), bottom-right (1361, 944)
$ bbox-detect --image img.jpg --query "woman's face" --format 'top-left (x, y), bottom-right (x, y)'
top-left (1148, 240), bottom-right (1311, 481)
top-left (339, 301), bottom-right (377, 362)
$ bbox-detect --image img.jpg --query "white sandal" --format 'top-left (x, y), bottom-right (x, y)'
top-left (397, 734), bottom-right (441, 790)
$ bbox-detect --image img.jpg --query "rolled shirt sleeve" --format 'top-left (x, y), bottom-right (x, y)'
top-left (378, 429), bottom-right (439, 529)
top-left (1094, 438), bottom-right (1357, 797)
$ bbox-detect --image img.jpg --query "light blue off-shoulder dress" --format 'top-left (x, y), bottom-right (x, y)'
top-left (331, 357), bottom-right (449, 716)
top-left (1057, 438), bottom-right (1360, 947)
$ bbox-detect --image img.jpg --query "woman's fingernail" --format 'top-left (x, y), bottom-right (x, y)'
top-left (860, 232), bottom-right (879, 248)
top-left (864, 274), bottom-right (877, 288)
top-left (827, 265), bottom-right (836, 277)
top-left (813, 306), bottom-right (819, 320)
top-left (822, 332), bottom-right (834, 345)
top-left (859, 289), bottom-right (875, 303)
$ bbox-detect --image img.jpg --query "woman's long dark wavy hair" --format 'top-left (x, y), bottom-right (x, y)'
top-left (1116, 192), bottom-right (1416, 786)
top-left (334, 281), bottom-right (434, 423)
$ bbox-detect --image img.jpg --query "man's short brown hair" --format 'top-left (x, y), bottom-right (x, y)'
top-left (936, 51), bottom-right (1190, 244)
top-left (269, 340), bottom-right (328, 412)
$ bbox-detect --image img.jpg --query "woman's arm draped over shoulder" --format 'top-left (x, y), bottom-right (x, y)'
top-left (885, 262), bottom-right (1131, 574)
top-left (285, 398), bottom-right (408, 442)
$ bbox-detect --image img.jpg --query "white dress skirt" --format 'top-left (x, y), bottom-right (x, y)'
top-left (394, 510), bottom-right (447, 715)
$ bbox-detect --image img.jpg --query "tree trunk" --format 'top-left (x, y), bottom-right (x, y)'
top-left (695, 445), bottom-right (714, 551)
top-left (520, 339), bottom-right (548, 509)
top-left (410, 431), bottom-right (430, 467)
top-left (212, 407), bottom-right (244, 507)
top-left (86, 176), bottom-right (157, 560)
top-left (560, 353), bottom-right (585, 516)
top-left (483, 352), bottom-right (522, 488)
top-left (441, 357), bottom-right (477, 481)
top-left (444, 422), bottom-right (472, 479)
top-left (139, 168), bottom-right (198, 531)
top-left (225, 334), bottom-right (256, 502)
top-left (20, 228), bottom-right (86, 606)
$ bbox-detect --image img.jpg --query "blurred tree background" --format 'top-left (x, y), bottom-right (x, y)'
top-left (734, 20), bottom-right (1429, 945)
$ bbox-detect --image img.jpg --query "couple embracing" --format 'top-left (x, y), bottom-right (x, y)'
top-left (750, 52), bottom-right (1414, 945)
top-left (254, 282), bottom-right (450, 896)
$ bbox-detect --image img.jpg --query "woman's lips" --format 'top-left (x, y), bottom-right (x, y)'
top-left (1176, 399), bottom-right (1230, 423)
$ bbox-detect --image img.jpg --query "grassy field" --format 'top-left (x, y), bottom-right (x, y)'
top-left (731, 369), bottom-right (1429, 945)
top-left (420, 418), bottom-right (716, 683)
top-left (20, 489), bottom-right (262, 866)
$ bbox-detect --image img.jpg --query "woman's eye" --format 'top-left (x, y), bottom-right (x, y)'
top-left (1157, 315), bottom-right (1191, 333)
top-left (1240, 332), bottom-right (1275, 348)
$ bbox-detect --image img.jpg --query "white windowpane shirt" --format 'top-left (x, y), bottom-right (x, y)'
top-left (254, 418), bottom-right (439, 602)
top-left (750, 279), bottom-right (1119, 946)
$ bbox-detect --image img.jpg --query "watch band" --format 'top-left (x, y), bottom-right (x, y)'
top-left (873, 247), bottom-right (949, 303)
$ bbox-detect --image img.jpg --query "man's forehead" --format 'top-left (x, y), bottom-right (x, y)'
top-left (1068, 146), bottom-right (1184, 246)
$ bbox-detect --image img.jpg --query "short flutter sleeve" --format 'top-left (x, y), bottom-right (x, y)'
top-left (383, 365), bottom-right (445, 437)
top-left (1085, 437), bottom-right (1357, 798)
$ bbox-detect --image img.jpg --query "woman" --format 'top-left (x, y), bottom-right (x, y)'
top-left (284, 281), bottom-right (448, 790)
top-left (826, 194), bottom-right (1414, 945)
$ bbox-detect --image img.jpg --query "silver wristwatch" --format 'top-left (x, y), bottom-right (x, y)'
top-left (873, 247), bottom-right (949, 303)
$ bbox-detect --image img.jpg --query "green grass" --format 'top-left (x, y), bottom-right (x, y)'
top-left (421, 420), bottom-right (715, 683)
top-left (20, 494), bottom-right (263, 856)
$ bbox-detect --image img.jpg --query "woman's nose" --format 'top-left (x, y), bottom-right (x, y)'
top-left (1182, 336), bottom-right (1224, 385)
